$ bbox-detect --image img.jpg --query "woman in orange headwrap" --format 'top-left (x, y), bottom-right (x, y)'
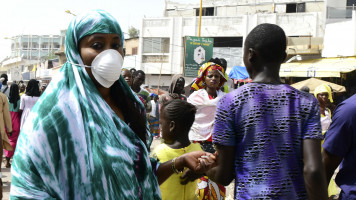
top-left (188, 58), bottom-right (227, 200)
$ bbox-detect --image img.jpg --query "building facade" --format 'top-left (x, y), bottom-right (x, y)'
top-left (0, 30), bottom-right (66, 81)
top-left (123, 37), bottom-right (139, 69)
top-left (138, 0), bottom-right (326, 88)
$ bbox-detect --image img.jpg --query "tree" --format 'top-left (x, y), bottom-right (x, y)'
top-left (44, 50), bottom-right (58, 60)
top-left (128, 26), bottom-right (140, 38)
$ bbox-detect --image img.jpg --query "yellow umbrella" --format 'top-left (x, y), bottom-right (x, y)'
top-left (290, 78), bottom-right (346, 93)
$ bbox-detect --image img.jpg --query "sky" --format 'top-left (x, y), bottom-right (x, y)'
top-left (0, 0), bottom-right (196, 61)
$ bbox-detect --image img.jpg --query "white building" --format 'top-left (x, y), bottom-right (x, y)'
top-left (280, 0), bottom-right (356, 81)
top-left (0, 30), bottom-right (66, 82)
top-left (138, 0), bottom-right (326, 88)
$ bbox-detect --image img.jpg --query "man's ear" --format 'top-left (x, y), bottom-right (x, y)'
top-left (169, 121), bottom-right (176, 133)
top-left (281, 51), bottom-right (287, 63)
top-left (248, 48), bottom-right (257, 63)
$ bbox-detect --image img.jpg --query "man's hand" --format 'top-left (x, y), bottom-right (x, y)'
top-left (180, 169), bottom-right (204, 185)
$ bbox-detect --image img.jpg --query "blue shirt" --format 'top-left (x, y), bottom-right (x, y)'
top-left (323, 94), bottom-right (356, 200)
top-left (213, 83), bottom-right (323, 199)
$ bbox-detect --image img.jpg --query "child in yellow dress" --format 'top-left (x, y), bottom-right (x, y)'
top-left (152, 99), bottom-right (203, 200)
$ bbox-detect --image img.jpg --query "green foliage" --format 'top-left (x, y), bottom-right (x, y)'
top-left (128, 26), bottom-right (140, 38)
top-left (45, 50), bottom-right (58, 60)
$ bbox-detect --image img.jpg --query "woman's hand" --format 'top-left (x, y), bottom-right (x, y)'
top-left (177, 151), bottom-right (216, 174)
top-left (157, 151), bottom-right (216, 185)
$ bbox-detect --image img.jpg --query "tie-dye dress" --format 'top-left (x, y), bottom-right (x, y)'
top-left (10, 10), bottom-right (160, 200)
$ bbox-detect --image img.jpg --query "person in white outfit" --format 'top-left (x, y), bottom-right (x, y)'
top-left (19, 79), bottom-right (41, 130)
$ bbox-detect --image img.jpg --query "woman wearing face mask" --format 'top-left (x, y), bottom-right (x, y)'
top-left (10, 10), bottom-right (216, 199)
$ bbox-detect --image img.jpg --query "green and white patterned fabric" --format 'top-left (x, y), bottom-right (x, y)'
top-left (10, 10), bottom-right (161, 200)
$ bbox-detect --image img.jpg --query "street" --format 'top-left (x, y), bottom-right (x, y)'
top-left (1, 162), bottom-right (11, 200)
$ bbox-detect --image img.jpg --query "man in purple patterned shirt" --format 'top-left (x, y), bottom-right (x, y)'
top-left (205, 24), bottom-right (328, 200)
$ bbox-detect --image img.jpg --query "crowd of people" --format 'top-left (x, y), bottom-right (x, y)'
top-left (0, 75), bottom-right (46, 197)
top-left (0, 9), bottom-right (354, 200)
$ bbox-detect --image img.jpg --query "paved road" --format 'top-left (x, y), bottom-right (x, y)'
top-left (1, 162), bottom-right (11, 200)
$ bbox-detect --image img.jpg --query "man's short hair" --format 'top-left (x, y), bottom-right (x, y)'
top-left (133, 70), bottom-right (145, 77)
top-left (245, 23), bottom-right (287, 63)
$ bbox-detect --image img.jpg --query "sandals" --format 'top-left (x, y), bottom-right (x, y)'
top-left (5, 162), bottom-right (11, 168)
top-left (5, 157), bottom-right (11, 168)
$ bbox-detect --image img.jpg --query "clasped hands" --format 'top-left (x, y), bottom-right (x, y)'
top-left (179, 151), bottom-right (217, 185)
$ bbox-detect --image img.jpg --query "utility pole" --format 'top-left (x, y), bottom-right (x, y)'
top-left (198, 0), bottom-right (203, 37)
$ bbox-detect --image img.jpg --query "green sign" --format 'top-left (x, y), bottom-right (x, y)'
top-left (184, 36), bottom-right (214, 77)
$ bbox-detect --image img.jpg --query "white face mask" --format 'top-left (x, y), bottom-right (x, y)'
top-left (79, 49), bottom-right (124, 88)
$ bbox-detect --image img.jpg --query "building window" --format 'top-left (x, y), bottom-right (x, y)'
top-left (22, 43), bottom-right (28, 50)
top-left (31, 43), bottom-right (39, 50)
top-left (143, 38), bottom-right (170, 53)
top-left (213, 37), bottom-right (243, 48)
top-left (41, 43), bottom-right (49, 49)
top-left (132, 47), bottom-right (138, 55)
top-left (53, 43), bottom-right (60, 49)
top-left (196, 7), bottom-right (215, 16)
top-left (286, 3), bottom-right (305, 13)
top-left (347, 0), bottom-right (356, 6)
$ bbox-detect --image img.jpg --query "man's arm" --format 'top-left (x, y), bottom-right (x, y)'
top-left (205, 144), bottom-right (235, 186)
top-left (322, 149), bottom-right (342, 184)
top-left (303, 139), bottom-right (328, 200)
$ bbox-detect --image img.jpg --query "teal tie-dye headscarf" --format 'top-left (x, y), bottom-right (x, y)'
top-left (10, 10), bottom-right (161, 200)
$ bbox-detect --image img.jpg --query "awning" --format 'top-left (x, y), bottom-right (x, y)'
top-left (290, 78), bottom-right (346, 93)
top-left (229, 66), bottom-right (250, 80)
top-left (280, 57), bottom-right (356, 77)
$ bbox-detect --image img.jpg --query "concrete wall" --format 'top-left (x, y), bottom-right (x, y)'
top-left (124, 38), bottom-right (139, 56)
top-left (322, 11), bottom-right (356, 57)
top-left (145, 74), bottom-right (175, 89)
top-left (327, 0), bottom-right (346, 8)
top-left (166, 0), bottom-right (324, 10)
top-left (123, 55), bottom-right (139, 69)
top-left (167, 10), bottom-right (195, 17)
top-left (213, 47), bottom-right (243, 73)
top-left (306, 2), bottom-right (325, 12)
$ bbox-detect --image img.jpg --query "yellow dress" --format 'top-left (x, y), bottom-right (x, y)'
top-left (321, 109), bottom-right (340, 197)
top-left (152, 143), bottom-right (202, 200)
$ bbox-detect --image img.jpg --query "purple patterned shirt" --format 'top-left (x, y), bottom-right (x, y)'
top-left (213, 83), bottom-right (322, 199)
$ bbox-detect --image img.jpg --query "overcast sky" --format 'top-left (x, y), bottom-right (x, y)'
top-left (0, 0), bottom-right (197, 61)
